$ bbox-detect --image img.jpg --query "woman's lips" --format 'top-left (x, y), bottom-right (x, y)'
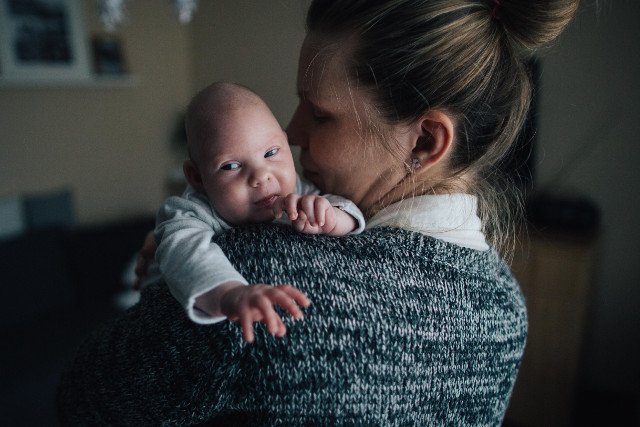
top-left (299, 156), bottom-right (317, 175)
top-left (300, 155), bottom-right (323, 188)
top-left (255, 194), bottom-right (279, 207)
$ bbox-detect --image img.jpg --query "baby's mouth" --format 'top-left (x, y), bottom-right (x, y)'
top-left (255, 194), bottom-right (279, 207)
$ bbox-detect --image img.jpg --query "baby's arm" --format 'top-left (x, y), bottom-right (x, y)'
top-left (277, 194), bottom-right (357, 236)
top-left (155, 194), bottom-right (248, 324)
top-left (156, 191), bottom-right (310, 339)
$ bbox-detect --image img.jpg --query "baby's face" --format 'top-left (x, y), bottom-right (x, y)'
top-left (198, 102), bottom-right (297, 225)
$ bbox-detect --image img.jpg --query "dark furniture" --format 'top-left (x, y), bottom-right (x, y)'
top-left (0, 216), bottom-right (154, 425)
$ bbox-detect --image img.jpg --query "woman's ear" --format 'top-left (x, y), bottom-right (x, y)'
top-left (410, 110), bottom-right (455, 171)
top-left (183, 159), bottom-right (204, 192)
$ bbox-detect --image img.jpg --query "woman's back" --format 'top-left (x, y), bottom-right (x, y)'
top-left (58, 224), bottom-right (526, 425)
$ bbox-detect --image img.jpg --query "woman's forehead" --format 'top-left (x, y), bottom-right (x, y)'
top-left (297, 34), bottom-right (354, 102)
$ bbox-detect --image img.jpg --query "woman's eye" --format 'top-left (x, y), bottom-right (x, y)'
top-left (312, 109), bottom-right (329, 124)
top-left (264, 148), bottom-right (279, 158)
top-left (220, 162), bottom-right (240, 171)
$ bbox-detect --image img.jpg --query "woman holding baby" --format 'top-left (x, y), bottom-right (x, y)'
top-left (58, 0), bottom-right (579, 425)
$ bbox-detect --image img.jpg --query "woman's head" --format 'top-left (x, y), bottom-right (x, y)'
top-left (287, 0), bottom-right (579, 245)
top-left (287, 34), bottom-right (430, 214)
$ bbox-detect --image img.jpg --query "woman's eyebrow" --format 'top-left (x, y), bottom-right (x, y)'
top-left (297, 91), bottom-right (322, 108)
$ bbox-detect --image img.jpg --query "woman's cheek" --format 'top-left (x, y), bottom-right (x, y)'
top-left (312, 130), bottom-right (340, 165)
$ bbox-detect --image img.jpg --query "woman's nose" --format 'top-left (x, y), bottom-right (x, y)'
top-left (286, 106), bottom-right (307, 148)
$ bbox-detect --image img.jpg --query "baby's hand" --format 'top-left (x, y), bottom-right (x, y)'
top-left (279, 193), bottom-right (337, 234)
top-left (220, 283), bottom-right (311, 343)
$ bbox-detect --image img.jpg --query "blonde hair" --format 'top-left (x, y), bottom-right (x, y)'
top-left (306, 0), bottom-right (579, 254)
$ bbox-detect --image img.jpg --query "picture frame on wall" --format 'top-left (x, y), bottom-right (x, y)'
top-left (0, 0), bottom-right (91, 84)
top-left (92, 34), bottom-right (127, 76)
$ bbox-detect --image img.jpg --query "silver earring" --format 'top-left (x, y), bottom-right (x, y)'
top-left (411, 158), bottom-right (421, 170)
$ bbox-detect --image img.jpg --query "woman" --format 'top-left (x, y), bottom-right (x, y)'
top-left (58, 0), bottom-right (579, 425)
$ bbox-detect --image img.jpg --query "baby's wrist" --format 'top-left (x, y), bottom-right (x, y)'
top-left (196, 281), bottom-right (245, 317)
top-left (330, 206), bottom-right (357, 235)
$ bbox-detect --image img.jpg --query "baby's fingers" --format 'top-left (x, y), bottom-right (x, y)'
top-left (275, 285), bottom-right (311, 311)
top-left (256, 295), bottom-right (286, 336)
top-left (240, 310), bottom-right (257, 343)
top-left (299, 196), bottom-right (317, 226)
top-left (293, 212), bottom-right (307, 232)
top-left (288, 286), bottom-right (312, 309)
top-left (271, 196), bottom-right (285, 219)
top-left (314, 198), bottom-right (330, 228)
top-left (284, 194), bottom-right (300, 221)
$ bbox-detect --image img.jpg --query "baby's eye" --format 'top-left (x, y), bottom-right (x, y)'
top-left (220, 162), bottom-right (240, 171)
top-left (264, 148), bottom-right (279, 158)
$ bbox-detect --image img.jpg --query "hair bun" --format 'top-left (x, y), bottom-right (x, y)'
top-left (495, 0), bottom-right (580, 51)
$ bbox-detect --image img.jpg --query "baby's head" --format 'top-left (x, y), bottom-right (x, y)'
top-left (183, 82), bottom-right (297, 225)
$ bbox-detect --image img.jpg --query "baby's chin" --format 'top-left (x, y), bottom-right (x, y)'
top-left (231, 211), bottom-right (280, 226)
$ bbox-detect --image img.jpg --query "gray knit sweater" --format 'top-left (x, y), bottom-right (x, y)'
top-left (57, 225), bottom-right (527, 426)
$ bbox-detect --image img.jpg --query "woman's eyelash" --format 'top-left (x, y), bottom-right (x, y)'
top-left (299, 98), bottom-right (329, 123)
top-left (312, 108), bottom-right (329, 123)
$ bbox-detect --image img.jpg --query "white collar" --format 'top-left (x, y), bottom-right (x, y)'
top-left (366, 194), bottom-right (490, 251)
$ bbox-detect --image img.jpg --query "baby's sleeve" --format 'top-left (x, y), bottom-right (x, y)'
top-left (296, 175), bottom-right (366, 234)
top-left (155, 192), bottom-right (248, 324)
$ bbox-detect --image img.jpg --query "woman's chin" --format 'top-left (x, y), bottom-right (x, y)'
top-left (302, 170), bottom-right (324, 191)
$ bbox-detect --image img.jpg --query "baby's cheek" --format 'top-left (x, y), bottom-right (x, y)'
top-left (284, 174), bottom-right (297, 195)
top-left (208, 187), bottom-right (244, 223)
top-left (280, 166), bottom-right (298, 194)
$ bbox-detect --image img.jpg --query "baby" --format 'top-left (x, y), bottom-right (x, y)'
top-left (154, 82), bottom-right (365, 342)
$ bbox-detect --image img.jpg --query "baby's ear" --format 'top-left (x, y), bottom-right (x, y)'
top-left (183, 159), bottom-right (204, 192)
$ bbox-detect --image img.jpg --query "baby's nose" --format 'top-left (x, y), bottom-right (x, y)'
top-left (249, 170), bottom-right (272, 187)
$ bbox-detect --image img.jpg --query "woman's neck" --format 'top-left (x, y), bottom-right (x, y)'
top-left (363, 170), bottom-right (474, 219)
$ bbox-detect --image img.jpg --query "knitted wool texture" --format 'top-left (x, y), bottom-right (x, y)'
top-left (57, 225), bottom-right (527, 426)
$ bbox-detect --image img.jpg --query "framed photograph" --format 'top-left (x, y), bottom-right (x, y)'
top-left (0, 0), bottom-right (91, 83)
top-left (92, 34), bottom-right (127, 76)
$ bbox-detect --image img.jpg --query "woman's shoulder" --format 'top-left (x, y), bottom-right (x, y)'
top-left (216, 223), bottom-right (508, 275)
top-left (58, 223), bottom-right (527, 425)
top-left (212, 224), bottom-right (526, 422)
top-left (215, 224), bottom-right (524, 314)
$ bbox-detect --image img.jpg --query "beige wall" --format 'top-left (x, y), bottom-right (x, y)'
top-left (187, 0), bottom-right (309, 173)
top-left (0, 0), bottom-right (308, 225)
top-left (189, 0), bottom-right (309, 128)
top-left (0, 1), bottom-right (193, 224)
